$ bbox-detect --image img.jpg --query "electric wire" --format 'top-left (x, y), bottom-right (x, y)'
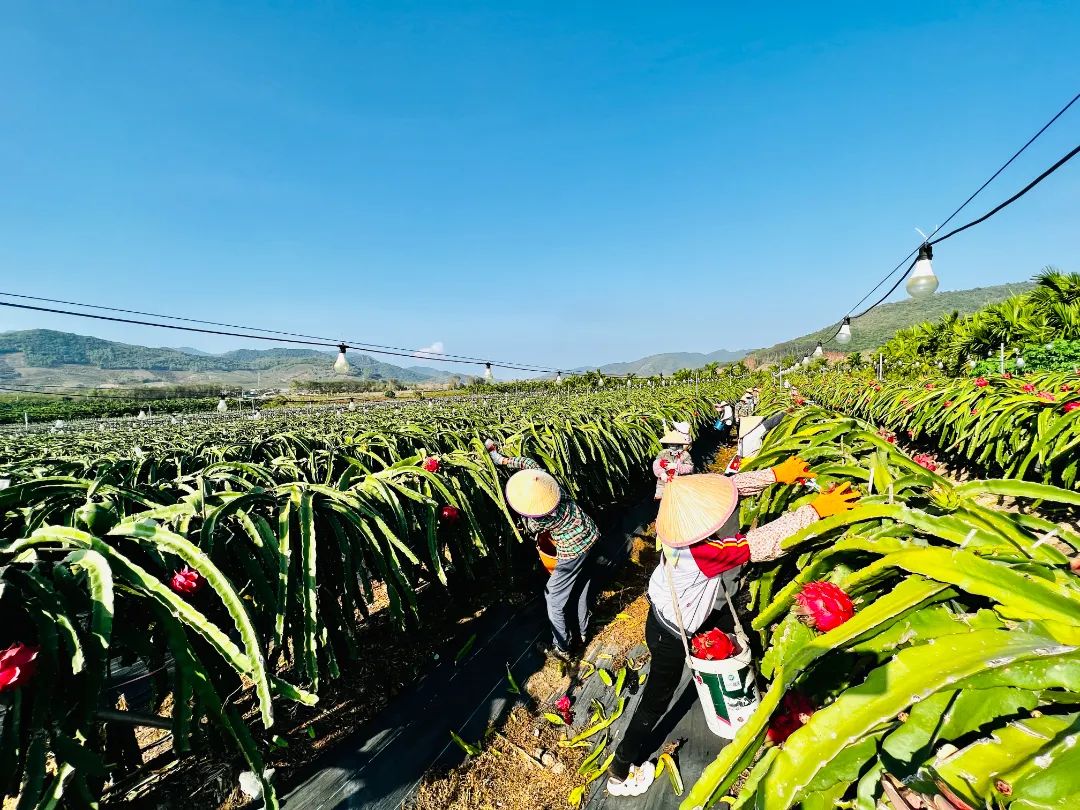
top-left (829, 91), bottom-right (1080, 340)
top-left (815, 136), bottom-right (1080, 351)
top-left (0, 299), bottom-right (558, 374)
top-left (0, 293), bottom-right (557, 374)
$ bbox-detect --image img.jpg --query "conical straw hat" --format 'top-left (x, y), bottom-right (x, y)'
top-left (506, 469), bottom-right (561, 518)
top-left (660, 429), bottom-right (690, 445)
top-left (656, 474), bottom-right (739, 548)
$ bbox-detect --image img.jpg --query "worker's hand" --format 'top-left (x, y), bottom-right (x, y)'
top-left (811, 483), bottom-right (859, 519)
top-left (771, 456), bottom-right (816, 485)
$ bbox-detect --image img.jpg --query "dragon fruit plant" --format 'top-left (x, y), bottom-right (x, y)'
top-left (683, 394), bottom-right (1080, 810)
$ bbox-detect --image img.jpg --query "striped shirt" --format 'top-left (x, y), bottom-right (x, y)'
top-left (498, 456), bottom-right (600, 560)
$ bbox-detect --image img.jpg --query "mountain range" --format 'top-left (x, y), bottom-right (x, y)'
top-left (578, 282), bottom-right (1031, 376)
top-left (0, 330), bottom-right (454, 389)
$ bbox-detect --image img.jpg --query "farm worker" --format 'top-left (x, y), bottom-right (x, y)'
top-left (485, 439), bottom-right (599, 662)
top-left (714, 401), bottom-right (735, 442)
top-left (606, 463), bottom-right (859, 797)
top-left (653, 421), bottom-right (693, 500)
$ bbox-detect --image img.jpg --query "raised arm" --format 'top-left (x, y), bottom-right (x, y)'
top-left (746, 483), bottom-right (859, 562)
top-left (485, 439), bottom-right (541, 471)
top-left (732, 456), bottom-right (814, 496)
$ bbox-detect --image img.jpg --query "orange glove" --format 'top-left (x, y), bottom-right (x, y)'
top-left (771, 456), bottom-right (816, 485)
top-left (811, 483), bottom-right (859, 519)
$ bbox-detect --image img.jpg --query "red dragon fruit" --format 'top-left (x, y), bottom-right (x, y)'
top-left (794, 582), bottom-right (855, 632)
top-left (767, 691), bottom-right (815, 744)
top-left (421, 456), bottom-right (440, 473)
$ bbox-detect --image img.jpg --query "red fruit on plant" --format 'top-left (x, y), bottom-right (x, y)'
top-left (1037, 391), bottom-right (1056, 402)
top-left (975, 377), bottom-right (989, 388)
top-left (767, 691), bottom-right (815, 744)
top-left (794, 581), bottom-right (855, 632)
top-left (421, 456), bottom-right (440, 473)
top-left (170, 567), bottom-right (205, 595)
top-left (1062, 385), bottom-right (1073, 392)
top-left (439, 505), bottom-right (461, 524)
top-left (1002, 372), bottom-right (1012, 379)
top-left (0, 643), bottom-right (40, 694)
top-left (924, 383), bottom-right (934, 390)
top-left (913, 453), bottom-right (938, 472)
top-left (555, 695), bottom-right (571, 713)
top-left (1065, 402), bottom-right (1080, 413)
top-left (690, 628), bottom-right (735, 661)
top-left (943, 400), bottom-right (953, 407)
top-left (1022, 383), bottom-right (1036, 393)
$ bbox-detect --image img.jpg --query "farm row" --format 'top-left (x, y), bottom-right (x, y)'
top-left (683, 396), bottom-right (1080, 810)
top-left (786, 368), bottom-right (1080, 488)
top-left (0, 384), bottom-right (745, 808)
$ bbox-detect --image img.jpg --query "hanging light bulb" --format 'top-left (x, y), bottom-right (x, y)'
top-left (484, 362), bottom-right (494, 382)
top-left (334, 343), bottom-right (350, 374)
top-left (937, 360), bottom-right (944, 369)
top-left (1016, 357), bottom-right (1026, 368)
top-left (813, 342), bottom-right (824, 358)
top-left (626, 378), bottom-right (631, 388)
top-left (801, 354), bottom-right (810, 366)
top-left (906, 243), bottom-right (939, 299)
top-left (836, 317), bottom-right (853, 345)
top-left (598, 375), bottom-right (605, 387)
top-left (967, 358), bottom-right (977, 369)
top-left (217, 396), bottom-right (227, 413)
top-left (555, 371), bottom-right (563, 385)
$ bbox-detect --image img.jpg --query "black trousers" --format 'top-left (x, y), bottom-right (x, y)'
top-left (610, 606), bottom-right (688, 780)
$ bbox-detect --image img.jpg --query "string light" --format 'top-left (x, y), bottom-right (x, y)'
top-left (813, 342), bottom-right (824, 358)
top-left (484, 362), bottom-right (494, 382)
top-left (334, 343), bottom-right (350, 374)
top-left (555, 371), bottom-right (563, 385)
top-left (906, 243), bottom-right (939, 299)
top-left (217, 396), bottom-right (227, 412)
top-left (836, 317), bottom-right (852, 345)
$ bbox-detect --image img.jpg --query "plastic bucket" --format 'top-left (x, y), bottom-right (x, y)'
top-left (536, 532), bottom-right (557, 574)
top-left (689, 635), bottom-right (760, 739)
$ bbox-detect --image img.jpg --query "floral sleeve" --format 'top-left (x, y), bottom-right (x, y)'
top-left (746, 505), bottom-right (819, 562)
top-left (731, 469), bottom-right (777, 496)
top-left (499, 456), bottom-right (542, 471)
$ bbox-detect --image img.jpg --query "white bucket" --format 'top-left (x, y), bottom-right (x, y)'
top-left (688, 635), bottom-right (760, 740)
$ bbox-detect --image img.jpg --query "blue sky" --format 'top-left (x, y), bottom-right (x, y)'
top-left (1, 2), bottom-right (1078, 376)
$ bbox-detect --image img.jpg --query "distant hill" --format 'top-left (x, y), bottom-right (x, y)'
top-left (0, 330), bottom-right (453, 388)
top-left (590, 349), bottom-right (747, 377)
top-left (746, 283), bottom-right (1034, 361)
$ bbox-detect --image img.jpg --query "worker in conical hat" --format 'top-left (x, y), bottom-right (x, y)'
top-left (485, 439), bottom-right (600, 664)
top-left (607, 461), bottom-right (859, 797)
top-left (653, 421), bottom-right (693, 501)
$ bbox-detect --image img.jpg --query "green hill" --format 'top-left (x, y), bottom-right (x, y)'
top-left (747, 283), bottom-right (1034, 361)
top-left (0, 330), bottom-right (452, 387)
top-left (592, 349), bottom-right (747, 377)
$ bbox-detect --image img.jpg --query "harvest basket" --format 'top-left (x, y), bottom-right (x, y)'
top-left (536, 531), bottom-right (557, 574)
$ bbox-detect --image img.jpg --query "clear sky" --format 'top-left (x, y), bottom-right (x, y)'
top-left (1, 2), bottom-right (1078, 376)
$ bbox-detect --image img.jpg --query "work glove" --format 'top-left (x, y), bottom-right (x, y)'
top-left (771, 456), bottom-right (816, 485)
top-left (810, 483), bottom-right (859, 519)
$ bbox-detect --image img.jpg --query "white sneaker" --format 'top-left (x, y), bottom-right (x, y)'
top-left (606, 761), bottom-right (655, 797)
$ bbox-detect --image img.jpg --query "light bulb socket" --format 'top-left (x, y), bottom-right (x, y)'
top-left (917, 242), bottom-right (933, 262)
